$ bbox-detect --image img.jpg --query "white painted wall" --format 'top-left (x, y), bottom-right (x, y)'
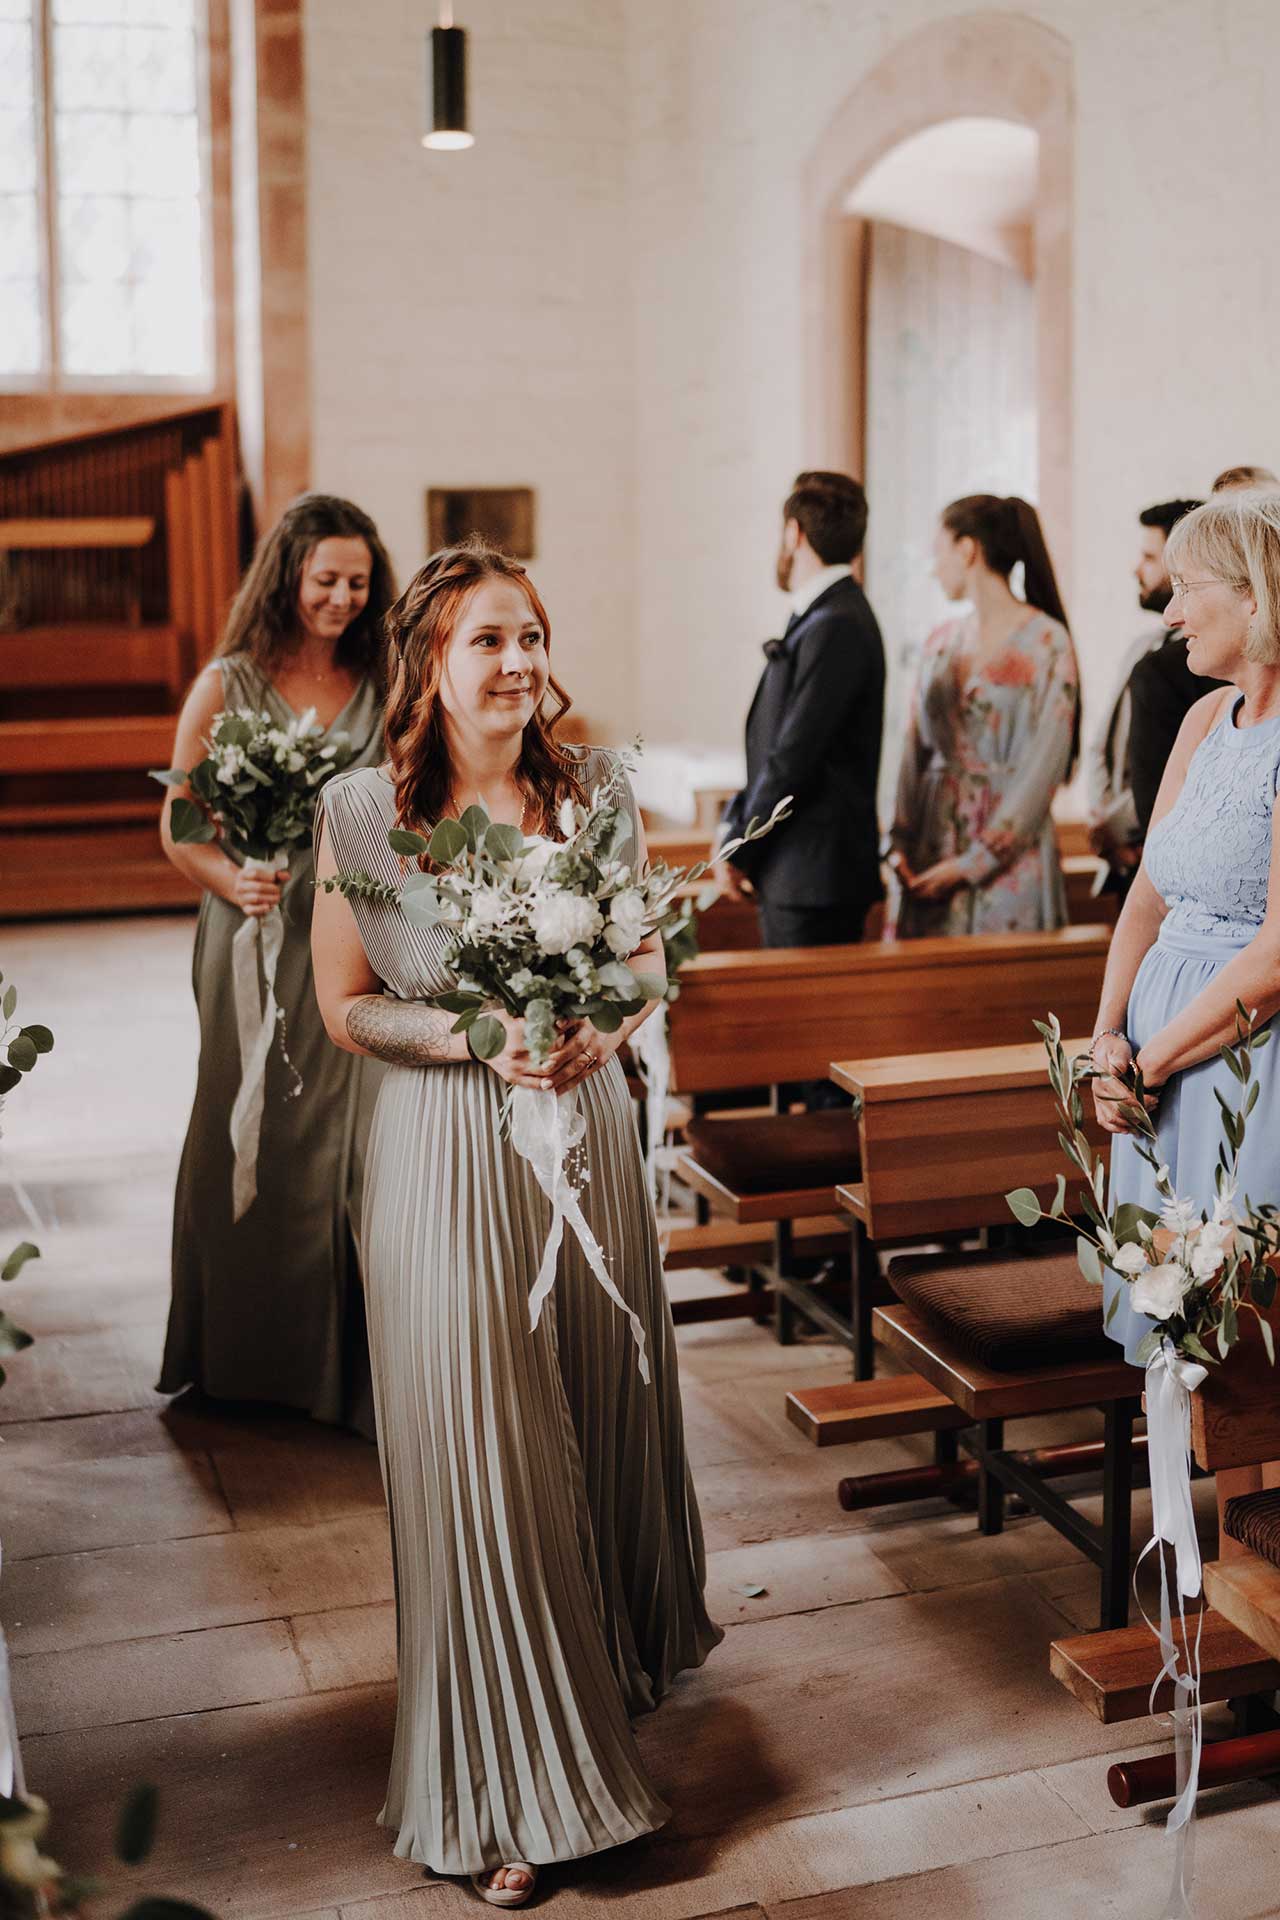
top-left (304, 0), bottom-right (632, 735)
top-left (625, 0), bottom-right (1280, 754)
top-left (302, 0), bottom-right (1280, 759)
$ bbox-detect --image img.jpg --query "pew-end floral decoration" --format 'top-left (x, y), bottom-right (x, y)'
top-left (1006, 1005), bottom-right (1280, 1369)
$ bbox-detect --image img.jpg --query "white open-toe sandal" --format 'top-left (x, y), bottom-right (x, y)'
top-left (471, 1865), bottom-right (537, 1908)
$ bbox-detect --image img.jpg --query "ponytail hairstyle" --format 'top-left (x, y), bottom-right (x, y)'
top-left (383, 538), bottom-right (587, 838)
top-left (941, 494), bottom-right (1071, 632)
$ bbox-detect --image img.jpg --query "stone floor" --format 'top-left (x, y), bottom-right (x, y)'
top-left (3, 914), bottom-right (1278, 1920)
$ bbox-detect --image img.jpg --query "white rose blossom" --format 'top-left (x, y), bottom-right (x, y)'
top-left (512, 836), bottom-right (557, 881)
top-left (466, 886), bottom-right (511, 939)
top-left (1111, 1242), bottom-right (1149, 1277)
top-left (531, 891), bottom-right (604, 956)
top-left (1130, 1260), bottom-right (1194, 1321)
top-left (604, 887), bottom-right (649, 955)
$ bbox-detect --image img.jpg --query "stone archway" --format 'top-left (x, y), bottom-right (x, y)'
top-left (801, 11), bottom-right (1073, 579)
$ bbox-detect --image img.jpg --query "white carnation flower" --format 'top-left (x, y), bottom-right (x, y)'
top-left (531, 892), bottom-right (603, 955)
top-left (604, 887), bottom-right (648, 956)
top-left (1130, 1261), bottom-right (1193, 1321)
top-left (1111, 1242), bottom-right (1149, 1277)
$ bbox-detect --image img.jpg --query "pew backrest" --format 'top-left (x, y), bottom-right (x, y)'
top-left (667, 925), bottom-right (1110, 1096)
top-left (831, 1036), bottom-right (1109, 1240)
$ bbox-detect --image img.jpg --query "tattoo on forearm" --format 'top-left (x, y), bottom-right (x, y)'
top-left (345, 995), bottom-right (456, 1066)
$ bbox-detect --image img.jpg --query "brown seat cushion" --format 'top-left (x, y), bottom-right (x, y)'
top-left (683, 1110), bottom-right (859, 1197)
top-left (1223, 1490), bottom-right (1280, 1569)
top-left (887, 1246), bottom-right (1112, 1372)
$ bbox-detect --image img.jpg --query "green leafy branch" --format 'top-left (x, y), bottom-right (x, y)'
top-left (1005, 1005), bottom-right (1280, 1368)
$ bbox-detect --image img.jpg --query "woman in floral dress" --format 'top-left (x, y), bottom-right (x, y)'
top-left (888, 494), bottom-right (1079, 938)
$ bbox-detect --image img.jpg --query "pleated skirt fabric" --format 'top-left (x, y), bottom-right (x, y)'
top-left (1106, 925), bottom-right (1280, 1363)
top-left (364, 1051), bottom-right (721, 1873)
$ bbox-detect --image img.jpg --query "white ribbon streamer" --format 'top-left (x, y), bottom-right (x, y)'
top-left (629, 1004), bottom-right (671, 1209)
top-left (1137, 1338), bottom-right (1208, 1917)
top-left (228, 853), bottom-right (290, 1222)
top-left (0, 1540), bottom-right (24, 1799)
top-left (509, 1084), bottom-right (651, 1382)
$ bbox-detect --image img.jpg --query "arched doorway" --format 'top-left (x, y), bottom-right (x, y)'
top-left (801, 12), bottom-right (1072, 570)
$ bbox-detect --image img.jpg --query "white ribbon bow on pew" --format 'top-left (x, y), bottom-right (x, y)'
top-left (1138, 1338), bottom-right (1208, 1919)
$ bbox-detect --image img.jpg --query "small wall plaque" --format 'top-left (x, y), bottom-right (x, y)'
top-left (426, 487), bottom-right (535, 558)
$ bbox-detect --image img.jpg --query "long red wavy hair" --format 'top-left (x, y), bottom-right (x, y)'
top-left (384, 539), bottom-right (587, 836)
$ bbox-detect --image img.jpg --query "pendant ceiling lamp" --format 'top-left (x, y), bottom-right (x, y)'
top-left (423, 5), bottom-right (473, 151)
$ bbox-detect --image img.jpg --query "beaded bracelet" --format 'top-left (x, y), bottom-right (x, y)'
top-left (1089, 1027), bottom-right (1127, 1065)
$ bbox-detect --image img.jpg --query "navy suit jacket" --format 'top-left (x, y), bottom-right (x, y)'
top-left (721, 575), bottom-right (886, 908)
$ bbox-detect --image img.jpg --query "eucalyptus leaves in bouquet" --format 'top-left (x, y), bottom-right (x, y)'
top-left (323, 756), bottom-right (788, 1069)
top-left (1006, 1006), bottom-right (1280, 1369)
top-left (152, 706), bottom-right (357, 1221)
top-left (152, 705), bottom-right (354, 862)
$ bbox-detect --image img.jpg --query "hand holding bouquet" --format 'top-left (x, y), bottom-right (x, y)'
top-left (323, 752), bottom-right (789, 1377)
top-left (152, 706), bottom-right (356, 1220)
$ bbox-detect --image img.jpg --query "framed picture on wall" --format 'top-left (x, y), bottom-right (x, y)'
top-left (426, 487), bottom-right (535, 557)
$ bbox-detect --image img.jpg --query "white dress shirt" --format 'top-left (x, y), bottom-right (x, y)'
top-left (790, 563), bottom-right (853, 621)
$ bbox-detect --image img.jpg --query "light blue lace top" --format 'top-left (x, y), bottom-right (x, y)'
top-left (1145, 694), bottom-right (1280, 941)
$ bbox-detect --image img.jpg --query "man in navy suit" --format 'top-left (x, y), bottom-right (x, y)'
top-left (716, 471), bottom-right (886, 951)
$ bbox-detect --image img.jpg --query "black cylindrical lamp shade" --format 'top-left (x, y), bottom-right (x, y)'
top-left (424, 26), bottom-right (473, 150)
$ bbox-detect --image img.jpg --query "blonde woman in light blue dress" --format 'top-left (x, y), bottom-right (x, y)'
top-left (1089, 491), bottom-right (1280, 1530)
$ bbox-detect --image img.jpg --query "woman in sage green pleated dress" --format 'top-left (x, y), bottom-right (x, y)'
top-left (159, 494), bottom-right (395, 1434)
top-left (312, 541), bottom-right (722, 1906)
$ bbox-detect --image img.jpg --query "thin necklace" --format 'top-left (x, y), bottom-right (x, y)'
top-left (452, 785), bottom-right (528, 829)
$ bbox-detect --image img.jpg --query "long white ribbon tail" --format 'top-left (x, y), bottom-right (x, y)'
top-left (0, 1094), bottom-right (43, 1241)
top-left (509, 1085), bottom-right (651, 1383)
top-left (629, 1004), bottom-right (672, 1211)
top-left (0, 1541), bottom-right (24, 1799)
top-left (1137, 1340), bottom-right (1208, 1916)
top-left (228, 855), bottom-right (290, 1222)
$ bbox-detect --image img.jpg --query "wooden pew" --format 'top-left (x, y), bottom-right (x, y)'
top-left (669, 929), bottom-right (1109, 1344)
top-left (783, 1034), bottom-right (1146, 1626)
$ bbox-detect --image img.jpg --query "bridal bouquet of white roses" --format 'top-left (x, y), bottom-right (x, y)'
top-left (1008, 1007), bottom-right (1280, 1870)
top-left (153, 707), bottom-right (355, 1220)
top-left (324, 757), bottom-right (789, 1380)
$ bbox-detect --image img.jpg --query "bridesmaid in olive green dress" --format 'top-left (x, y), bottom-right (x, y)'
top-left (313, 542), bottom-right (721, 1907)
top-left (158, 495), bottom-right (396, 1432)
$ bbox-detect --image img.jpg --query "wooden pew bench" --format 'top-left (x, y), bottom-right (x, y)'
top-left (668, 929), bottom-right (1109, 1348)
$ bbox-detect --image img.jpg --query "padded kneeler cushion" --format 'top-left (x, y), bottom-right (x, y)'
top-left (887, 1246), bottom-right (1113, 1371)
top-left (683, 1109), bottom-right (859, 1197)
top-left (1222, 1490), bottom-right (1280, 1568)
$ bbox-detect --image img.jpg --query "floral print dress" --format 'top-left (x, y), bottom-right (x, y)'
top-left (889, 611), bottom-right (1079, 937)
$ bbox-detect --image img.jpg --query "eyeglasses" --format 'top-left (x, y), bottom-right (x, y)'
top-left (1168, 577), bottom-right (1227, 598)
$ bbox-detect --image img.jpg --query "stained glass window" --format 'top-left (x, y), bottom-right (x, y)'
top-left (0, 0), bottom-right (210, 386)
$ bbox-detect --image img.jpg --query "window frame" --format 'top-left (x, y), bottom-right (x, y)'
top-left (1, 0), bottom-right (220, 398)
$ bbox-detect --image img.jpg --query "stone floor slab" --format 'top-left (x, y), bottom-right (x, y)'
top-left (290, 1603), bottom-right (396, 1693)
top-left (705, 1530), bottom-right (904, 1627)
top-left (11, 1619), bottom-right (306, 1735)
top-left (4, 1451), bottom-right (230, 1559)
top-left (3, 1511), bottom-right (394, 1655)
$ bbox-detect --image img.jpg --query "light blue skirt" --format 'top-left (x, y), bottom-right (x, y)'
top-left (1106, 925), bottom-right (1280, 1363)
